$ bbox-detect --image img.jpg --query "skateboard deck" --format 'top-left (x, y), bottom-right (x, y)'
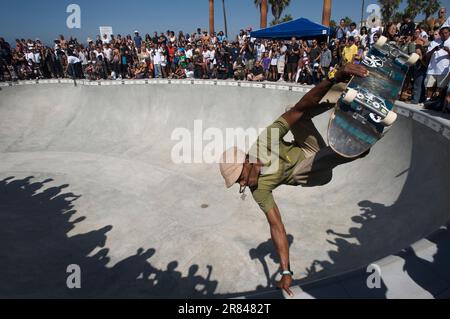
top-left (327, 37), bottom-right (419, 158)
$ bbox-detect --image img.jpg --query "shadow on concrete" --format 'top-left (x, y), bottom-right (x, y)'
top-left (421, 109), bottom-right (450, 121)
top-left (249, 235), bottom-right (294, 290)
top-left (0, 176), bottom-right (219, 298)
top-left (395, 223), bottom-right (450, 299)
top-left (294, 199), bottom-right (450, 299)
top-left (2, 175), bottom-right (448, 299)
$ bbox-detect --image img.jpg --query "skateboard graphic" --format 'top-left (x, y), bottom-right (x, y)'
top-left (327, 36), bottom-right (419, 158)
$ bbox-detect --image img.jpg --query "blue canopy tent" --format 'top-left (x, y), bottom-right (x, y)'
top-left (250, 18), bottom-right (330, 40)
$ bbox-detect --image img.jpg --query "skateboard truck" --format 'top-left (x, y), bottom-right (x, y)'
top-left (374, 36), bottom-right (420, 67)
top-left (342, 88), bottom-right (397, 126)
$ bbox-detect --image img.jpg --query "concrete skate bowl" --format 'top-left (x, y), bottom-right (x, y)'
top-left (0, 81), bottom-right (449, 299)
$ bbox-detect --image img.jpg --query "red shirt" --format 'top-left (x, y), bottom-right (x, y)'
top-left (168, 46), bottom-right (176, 62)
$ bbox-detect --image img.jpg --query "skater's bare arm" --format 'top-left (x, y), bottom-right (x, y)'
top-left (282, 64), bottom-right (369, 127)
top-left (266, 205), bottom-right (293, 297)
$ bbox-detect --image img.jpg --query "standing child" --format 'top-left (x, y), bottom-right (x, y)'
top-left (270, 49), bottom-right (279, 81)
top-left (262, 52), bottom-right (271, 81)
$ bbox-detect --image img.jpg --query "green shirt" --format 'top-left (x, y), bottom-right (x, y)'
top-left (250, 117), bottom-right (306, 214)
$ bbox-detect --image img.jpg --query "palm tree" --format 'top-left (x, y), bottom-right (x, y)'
top-left (378, 0), bottom-right (401, 23)
top-left (254, 0), bottom-right (269, 28)
top-left (270, 0), bottom-right (291, 25)
top-left (403, 0), bottom-right (426, 20)
top-left (261, 0), bottom-right (268, 28)
top-left (209, 0), bottom-right (215, 34)
top-left (422, 0), bottom-right (441, 21)
top-left (222, 0), bottom-right (228, 37)
top-left (322, 0), bottom-right (332, 27)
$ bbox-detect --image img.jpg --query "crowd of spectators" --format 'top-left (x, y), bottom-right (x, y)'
top-left (0, 7), bottom-right (449, 112)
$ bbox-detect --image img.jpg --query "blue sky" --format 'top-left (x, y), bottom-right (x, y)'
top-left (1, 0), bottom-right (417, 45)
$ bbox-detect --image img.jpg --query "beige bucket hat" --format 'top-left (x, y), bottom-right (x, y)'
top-left (219, 147), bottom-right (246, 188)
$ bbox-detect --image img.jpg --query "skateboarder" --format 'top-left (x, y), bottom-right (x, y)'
top-left (219, 63), bottom-right (369, 297)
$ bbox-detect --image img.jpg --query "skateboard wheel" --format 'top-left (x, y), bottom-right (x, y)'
top-left (375, 36), bottom-right (388, 49)
top-left (406, 53), bottom-right (419, 66)
top-left (382, 111), bottom-right (397, 126)
top-left (343, 88), bottom-right (358, 105)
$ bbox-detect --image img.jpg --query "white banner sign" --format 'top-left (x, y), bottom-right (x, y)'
top-left (99, 26), bottom-right (114, 41)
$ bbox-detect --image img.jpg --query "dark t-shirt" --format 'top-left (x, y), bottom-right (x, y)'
top-left (309, 47), bottom-right (321, 63)
top-left (287, 43), bottom-right (300, 64)
top-left (134, 36), bottom-right (142, 47)
top-left (218, 60), bottom-right (228, 71)
top-left (252, 65), bottom-right (264, 76)
top-left (228, 47), bottom-right (240, 62)
top-left (243, 43), bottom-right (255, 60)
top-left (400, 22), bottom-right (416, 37)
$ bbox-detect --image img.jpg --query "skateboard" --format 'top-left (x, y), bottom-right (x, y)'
top-left (326, 36), bottom-right (419, 158)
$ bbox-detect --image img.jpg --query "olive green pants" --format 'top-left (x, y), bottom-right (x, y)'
top-left (290, 105), bottom-right (361, 187)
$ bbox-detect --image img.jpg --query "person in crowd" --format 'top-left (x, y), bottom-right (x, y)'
top-left (428, 7), bottom-right (447, 29)
top-left (423, 26), bottom-right (450, 109)
top-left (308, 39), bottom-right (321, 84)
top-left (233, 56), bottom-right (246, 81)
top-left (346, 23), bottom-right (360, 38)
top-left (277, 45), bottom-right (287, 82)
top-left (247, 60), bottom-right (265, 81)
top-left (412, 43), bottom-right (428, 105)
top-left (359, 26), bottom-right (369, 48)
top-left (269, 48), bottom-right (279, 81)
top-left (336, 19), bottom-right (348, 41)
top-left (342, 36), bottom-right (358, 65)
top-left (241, 39), bottom-right (255, 77)
top-left (286, 37), bottom-right (300, 82)
top-left (384, 22), bottom-right (399, 42)
top-left (400, 16), bottom-right (416, 37)
top-left (261, 51), bottom-right (271, 80)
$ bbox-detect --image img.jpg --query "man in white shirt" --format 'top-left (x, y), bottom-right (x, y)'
top-left (78, 49), bottom-right (88, 66)
top-left (256, 41), bottom-right (266, 62)
top-left (103, 44), bottom-right (112, 62)
top-left (67, 49), bottom-right (82, 79)
top-left (346, 23), bottom-right (360, 38)
top-left (102, 34), bottom-right (110, 45)
top-left (369, 26), bottom-right (382, 46)
top-left (424, 26), bottom-right (450, 102)
top-left (153, 49), bottom-right (162, 78)
top-left (33, 50), bottom-right (41, 64)
top-left (94, 46), bottom-right (104, 60)
top-left (25, 50), bottom-right (35, 63)
top-left (185, 45), bottom-right (193, 60)
top-left (67, 54), bottom-right (81, 65)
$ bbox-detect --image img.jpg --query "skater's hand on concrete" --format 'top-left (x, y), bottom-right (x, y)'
top-left (278, 275), bottom-right (294, 297)
top-left (335, 64), bottom-right (369, 83)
